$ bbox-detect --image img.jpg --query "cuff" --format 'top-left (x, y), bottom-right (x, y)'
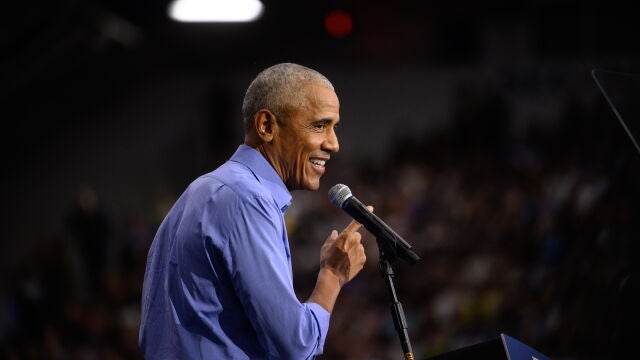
top-left (305, 302), bottom-right (331, 355)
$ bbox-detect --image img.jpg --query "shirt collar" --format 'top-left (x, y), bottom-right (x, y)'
top-left (230, 144), bottom-right (292, 213)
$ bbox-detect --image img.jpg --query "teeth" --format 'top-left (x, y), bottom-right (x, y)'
top-left (310, 159), bottom-right (326, 167)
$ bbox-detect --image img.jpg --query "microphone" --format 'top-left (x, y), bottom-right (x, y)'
top-left (328, 184), bottom-right (421, 264)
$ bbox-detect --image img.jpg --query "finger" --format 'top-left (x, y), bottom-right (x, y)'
top-left (356, 244), bottom-right (366, 263)
top-left (341, 205), bottom-right (374, 234)
top-left (342, 232), bottom-right (362, 251)
top-left (342, 219), bottom-right (363, 235)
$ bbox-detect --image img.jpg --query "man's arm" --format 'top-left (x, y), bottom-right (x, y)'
top-left (218, 190), bottom-right (331, 359)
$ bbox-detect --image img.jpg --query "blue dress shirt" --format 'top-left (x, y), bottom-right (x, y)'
top-left (139, 145), bottom-right (330, 359)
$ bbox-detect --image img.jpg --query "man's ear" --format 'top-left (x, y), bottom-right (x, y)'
top-left (254, 109), bottom-right (276, 142)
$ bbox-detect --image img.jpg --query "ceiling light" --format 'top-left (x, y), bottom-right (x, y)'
top-left (168, 0), bottom-right (264, 23)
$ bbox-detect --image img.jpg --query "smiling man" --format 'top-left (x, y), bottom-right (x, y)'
top-left (139, 63), bottom-right (368, 359)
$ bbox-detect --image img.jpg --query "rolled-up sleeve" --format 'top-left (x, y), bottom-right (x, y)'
top-left (304, 302), bottom-right (330, 353)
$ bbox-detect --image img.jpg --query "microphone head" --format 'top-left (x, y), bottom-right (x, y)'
top-left (328, 184), bottom-right (352, 208)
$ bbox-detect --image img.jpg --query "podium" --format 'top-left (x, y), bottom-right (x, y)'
top-left (425, 333), bottom-right (552, 360)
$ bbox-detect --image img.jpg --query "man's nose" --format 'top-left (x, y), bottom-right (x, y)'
top-left (323, 127), bottom-right (339, 153)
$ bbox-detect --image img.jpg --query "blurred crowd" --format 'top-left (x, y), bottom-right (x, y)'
top-left (1, 83), bottom-right (636, 360)
top-left (291, 86), bottom-right (636, 360)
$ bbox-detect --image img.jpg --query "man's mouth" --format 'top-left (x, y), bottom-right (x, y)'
top-left (310, 158), bottom-right (327, 168)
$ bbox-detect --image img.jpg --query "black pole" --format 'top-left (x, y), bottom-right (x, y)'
top-left (378, 245), bottom-right (415, 360)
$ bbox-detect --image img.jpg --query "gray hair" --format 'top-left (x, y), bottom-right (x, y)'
top-left (242, 63), bottom-right (334, 131)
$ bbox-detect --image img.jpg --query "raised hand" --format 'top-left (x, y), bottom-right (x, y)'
top-left (319, 217), bottom-right (367, 287)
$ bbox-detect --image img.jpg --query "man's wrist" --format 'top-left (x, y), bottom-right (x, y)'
top-left (308, 268), bottom-right (342, 313)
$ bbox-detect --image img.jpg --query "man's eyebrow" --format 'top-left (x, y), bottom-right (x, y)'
top-left (315, 118), bottom-right (337, 124)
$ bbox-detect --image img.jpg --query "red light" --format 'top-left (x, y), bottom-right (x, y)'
top-left (324, 10), bottom-right (352, 38)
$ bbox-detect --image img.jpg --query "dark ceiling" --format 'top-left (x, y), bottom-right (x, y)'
top-left (0, 0), bottom-right (636, 165)
top-left (2, 0), bottom-right (636, 94)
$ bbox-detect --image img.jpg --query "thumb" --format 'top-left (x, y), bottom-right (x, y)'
top-left (325, 230), bottom-right (339, 244)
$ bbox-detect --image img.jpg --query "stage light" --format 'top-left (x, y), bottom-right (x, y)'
top-left (324, 10), bottom-right (353, 38)
top-left (168, 0), bottom-right (264, 23)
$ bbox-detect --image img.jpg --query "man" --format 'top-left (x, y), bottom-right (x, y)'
top-left (139, 63), bottom-right (369, 359)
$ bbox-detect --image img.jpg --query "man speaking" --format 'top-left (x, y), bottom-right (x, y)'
top-left (139, 63), bottom-right (370, 359)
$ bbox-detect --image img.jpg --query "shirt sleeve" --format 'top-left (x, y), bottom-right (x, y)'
top-left (207, 188), bottom-right (329, 359)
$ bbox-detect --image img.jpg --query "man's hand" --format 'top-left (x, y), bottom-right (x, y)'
top-left (308, 206), bottom-right (372, 313)
top-left (319, 215), bottom-right (369, 287)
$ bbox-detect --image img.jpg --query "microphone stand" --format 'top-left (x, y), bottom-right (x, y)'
top-left (376, 238), bottom-right (415, 360)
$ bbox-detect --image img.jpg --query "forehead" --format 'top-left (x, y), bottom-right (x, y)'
top-left (300, 84), bottom-right (340, 115)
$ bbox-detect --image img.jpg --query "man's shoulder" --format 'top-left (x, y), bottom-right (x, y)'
top-left (195, 161), bottom-right (269, 204)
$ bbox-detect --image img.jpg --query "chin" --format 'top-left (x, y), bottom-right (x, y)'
top-left (303, 180), bottom-right (321, 191)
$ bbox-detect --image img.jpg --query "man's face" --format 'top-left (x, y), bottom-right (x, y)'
top-left (272, 84), bottom-right (340, 191)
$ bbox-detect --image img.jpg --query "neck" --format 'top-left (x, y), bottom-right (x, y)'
top-left (253, 142), bottom-right (289, 188)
